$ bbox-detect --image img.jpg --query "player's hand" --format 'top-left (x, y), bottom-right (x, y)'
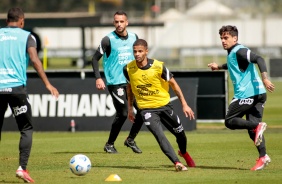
top-left (208, 62), bottom-right (219, 71)
top-left (183, 105), bottom-right (195, 120)
top-left (96, 78), bottom-right (106, 90)
top-left (46, 84), bottom-right (59, 100)
top-left (128, 108), bottom-right (135, 123)
top-left (263, 79), bottom-right (275, 93)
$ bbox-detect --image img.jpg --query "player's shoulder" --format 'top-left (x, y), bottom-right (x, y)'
top-left (127, 32), bottom-right (138, 38)
top-left (153, 59), bottom-right (164, 65)
top-left (100, 35), bottom-right (110, 47)
top-left (18, 28), bottom-right (31, 36)
top-left (101, 34), bottom-right (110, 41)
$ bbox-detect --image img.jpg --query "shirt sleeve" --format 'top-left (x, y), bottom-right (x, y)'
top-left (27, 34), bottom-right (36, 49)
top-left (221, 63), bottom-right (228, 69)
top-left (161, 65), bottom-right (173, 81)
top-left (237, 48), bottom-right (267, 73)
top-left (91, 36), bottom-right (110, 79)
top-left (248, 50), bottom-right (267, 73)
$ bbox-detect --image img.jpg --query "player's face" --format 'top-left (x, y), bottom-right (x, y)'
top-left (220, 32), bottom-right (237, 50)
top-left (133, 45), bottom-right (148, 63)
top-left (113, 14), bottom-right (128, 35)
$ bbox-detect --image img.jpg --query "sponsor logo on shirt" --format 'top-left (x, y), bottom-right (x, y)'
top-left (0, 88), bottom-right (12, 92)
top-left (239, 98), bottom-right (254, 105)
top-left (0, 35), bottom-right (17, 41)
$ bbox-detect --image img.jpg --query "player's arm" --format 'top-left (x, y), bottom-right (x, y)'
top-left (161, 65), bottom-right (195, 120)
top-left (91, 36), bottom-right (110, 90)
top-left (237, 48), bottom-right (275, 92)
top-left (126, 83), bottom-right (135, 122)
top-left (169, 78), bottom-right (195, 120)
top-left (123, 66), bottom-right (135, 122)
top-left (248, 50), bottom-right (274, 92)
top-left (207, 62), bottom-right (228, 70)
top-left (27, 34), bottom-right (59, 99)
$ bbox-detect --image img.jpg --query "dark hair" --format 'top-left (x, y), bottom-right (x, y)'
top-left (114, 10), bottom-right (127, 17)
top-left (219, 25), bottom-right (238, 37)
top-left (7, 7), bottom-right (24, 22)
top-left (133, 39), bottom-right (148, 48)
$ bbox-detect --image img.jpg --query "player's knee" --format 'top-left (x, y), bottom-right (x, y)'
top-left (225, 119), bottom-right (235, 130)
top-left (176, 131), bottom-right (186, 139)
top-left (117, 109), bottom-right (128, 119)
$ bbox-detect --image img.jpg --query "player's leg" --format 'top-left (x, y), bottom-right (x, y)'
top-left (247, 94), bottom-right (266, 152)
top-left (247, 94), bottom-right (270, 170)
top-left (9, 93), bottom-right (33, 171)
top-left (9, 93), bottom-right (35, 183)
top-left (124, 101), bottom-right (143, 153)
top-left (0, 95), bottom-right (9, 141)
top-left (127, 109), bottom-right (143, 140)
top-left (124, 109), bottom-right (143, 153)
top-left (225, 98), bottom-right (258, 130)
top-left (161, 104), bottom-right (195, 167)
top-left (104, 85), bottom-right (128, 153)
top-left (140, 110), bottom-right (181, 164)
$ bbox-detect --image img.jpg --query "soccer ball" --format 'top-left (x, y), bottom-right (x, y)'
top-left (69, 154), bottom-right (91, 176)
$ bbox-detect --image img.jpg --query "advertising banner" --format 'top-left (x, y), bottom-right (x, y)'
top-left (3, 72), bottom-right (199, 131)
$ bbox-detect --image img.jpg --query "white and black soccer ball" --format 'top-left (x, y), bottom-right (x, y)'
top-left (69, 154), bottom-right (91, 176)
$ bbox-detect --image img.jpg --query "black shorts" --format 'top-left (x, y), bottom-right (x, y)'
top-left (140, 103), bottom-right (184, 134)
top-left (107, 84), bottom-right (140, 114)
top-left (0, 85), bottom-right (33, 131)
top-left (225, 93), bottom-right (266, 122)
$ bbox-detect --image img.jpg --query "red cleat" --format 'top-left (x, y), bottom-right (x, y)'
top-left (16, 169), bottom-right (35, 183)
top-left (254, 122), bottom-right (267, 146)
top-left (178, 150), bottom-right (196, 167)
top-left (251, 154), bottom-right (271, 171)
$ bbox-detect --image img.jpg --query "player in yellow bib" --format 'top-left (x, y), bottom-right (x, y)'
top-left (123, 39), bottom-right (196, 171)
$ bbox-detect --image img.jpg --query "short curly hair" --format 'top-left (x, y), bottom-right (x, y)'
top-left (219, 25), bottom-right (238, 37)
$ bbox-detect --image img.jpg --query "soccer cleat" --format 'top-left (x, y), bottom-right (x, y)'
top-left (124, 139), bottom-right (142, 153)
top-left (16, 169), bottom-right (35, 183)
top-left (251, 154), bottom-right (271, 171)
top-left (104, 143), bottom-right (118, 153)
top-left (178, 150), bottom-right (196, 167)
top-left (254, 122), bottom-right (267, 146)
top-left (175, 162), bottom-right (188, 171)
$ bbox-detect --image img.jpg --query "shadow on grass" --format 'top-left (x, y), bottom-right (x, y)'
top-left (92, 164), bottom-right (247, 172)
top-left (160, 164), bottom-right (246, 170)
top-left (52, 152), bottom-right (247, 171)
top-left (0, 181), bottom-right (21, 184)
top-left (193, 165), bottom-right (247, 170)
top-left (95, 165), bottom-right (162, 170)
top-left (53, 151), bottom-right (106, 154)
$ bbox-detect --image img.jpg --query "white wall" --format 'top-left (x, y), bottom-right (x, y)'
top-left (33, 17), bottom-right (282, 50)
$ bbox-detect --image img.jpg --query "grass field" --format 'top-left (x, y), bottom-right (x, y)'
top-left (1, 129), bottom-right (282, 184)
top-left (9, 58), bottom-right (282, 183)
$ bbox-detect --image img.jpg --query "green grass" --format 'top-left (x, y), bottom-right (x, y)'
top-left (16, 56), bottom-right (282, 183)
top-left (262, 80), bottom-right (282, 125)
top-left (1, 130), bottom-right (282, 184)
